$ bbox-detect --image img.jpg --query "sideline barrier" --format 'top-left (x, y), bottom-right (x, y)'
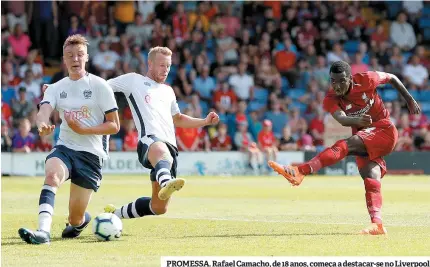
top-left (1, 151), bottom-right (304, 176)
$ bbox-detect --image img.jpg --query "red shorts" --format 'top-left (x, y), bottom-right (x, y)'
top-left (355, 120), bottom-right (398, 177)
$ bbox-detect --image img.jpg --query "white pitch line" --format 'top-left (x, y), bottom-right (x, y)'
top-left (161, 215), bottom-right (430, 227)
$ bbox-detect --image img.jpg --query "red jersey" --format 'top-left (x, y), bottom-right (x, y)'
top-left (176, 127), bottom-right (199, 150)
top-left (213, 90), bottom-right (237, 110)
top-left (399, 127), bottom-right (413, 151)
top-left (211, 135), bottom-right (232, 151)
top-left (35, 140), bottom-right (52, 152)
top-left (258, 130), bottom-right (276, 148)
top-left (323, 71), bottom-right (392, 134)
top-left (124, 131), bottom-right (138, 150)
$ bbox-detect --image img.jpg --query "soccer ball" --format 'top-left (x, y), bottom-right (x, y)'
top-left (92, 213), bottom-right (123, 241)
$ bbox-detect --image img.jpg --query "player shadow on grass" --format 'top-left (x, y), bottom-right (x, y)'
top-left (179, 232), bottom-right (356, 239)
top-left (2, 233), bottom-right (130, 246)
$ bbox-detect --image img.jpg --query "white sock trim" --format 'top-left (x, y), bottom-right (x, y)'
top-left (156, 168), bottom-right (171, 179)
top-left (42, 184), bottom-right (57, 194)
top-left (131, 201), bottom-right (139, 218)
top-left (39, 203), bottom-right (54, 215)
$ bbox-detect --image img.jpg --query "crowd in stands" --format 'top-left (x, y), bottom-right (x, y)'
top-left (2, 1), bottom-right (430, 160)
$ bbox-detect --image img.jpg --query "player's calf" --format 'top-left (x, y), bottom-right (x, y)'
top-left (106, 197), bottom-right (157, 219)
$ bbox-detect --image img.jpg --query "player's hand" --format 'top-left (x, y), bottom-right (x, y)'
top-left (205, 111), bottom-right (220, 126)
top-left (65, 113), bottom-right (86, 135)
top-left (356, 114), bottom-right (372, 127)
top-left (37, 122), bottom-right (55, 136)
top-left (406, 98), bottom-right (421, 115)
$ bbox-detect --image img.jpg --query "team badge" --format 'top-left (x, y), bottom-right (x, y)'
top-left (83, 89), bottom-right (92, 99)
top-left (60, 91), bottom-right (67, 99)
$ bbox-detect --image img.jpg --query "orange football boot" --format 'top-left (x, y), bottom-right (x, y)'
top-left (360, 223), bottom-right (387, 235)
top-left (268, 161), bottom-right (305, 186)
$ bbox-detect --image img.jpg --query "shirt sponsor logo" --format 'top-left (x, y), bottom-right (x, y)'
top-left (64, 106), bottom-right (91, 120)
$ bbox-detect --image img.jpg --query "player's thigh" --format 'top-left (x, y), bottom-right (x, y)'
top-left (150, 181), bottom-right (170, 214)
top-left (68, 183), bottom-right (93, 224)
top-left (354, 126), bottom-right (397, 160)
top-left (356, 157), bottom-right (386, 180)
top-left (147, 141), bottom-right (172, 166)
top-left (345, 135), bottom-right (368, 156)
top-left (45, 148), bottom-right (71, 187)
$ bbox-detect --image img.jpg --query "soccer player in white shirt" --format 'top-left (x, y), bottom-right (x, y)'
top-left (18, 35), bottom-right (120, 245)
top-left (105, 46), bottom-right (219, 219)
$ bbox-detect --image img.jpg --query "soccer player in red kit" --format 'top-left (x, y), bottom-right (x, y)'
top-left (268, 61), bottom-right (421, 235)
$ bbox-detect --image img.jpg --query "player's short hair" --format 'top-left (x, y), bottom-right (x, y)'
top-left (63, 34), bottom-right (89, 50)
top-left (330, 61), bottom-right (351, 76)
top-left (148, 46), bottom-right (172, 61)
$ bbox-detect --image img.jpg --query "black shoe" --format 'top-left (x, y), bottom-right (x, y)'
top-left (61, 212), bottom-right (91, 238)
top-left (18, 228), bottom-right (51, 245)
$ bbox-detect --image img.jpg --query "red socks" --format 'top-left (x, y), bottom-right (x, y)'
top-left (298, 140), bottom-right (349, 175)
top-left (364, 178), bottom-right (383, 224)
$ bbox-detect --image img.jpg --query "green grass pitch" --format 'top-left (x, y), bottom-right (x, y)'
top-left (2, 175), bottom-right (430, 266)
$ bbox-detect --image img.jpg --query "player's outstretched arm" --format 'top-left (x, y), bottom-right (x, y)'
top-left (172, 111), bottom-right (220, 128)
top-left (388, 74), bottom-right (421, 114)
top-left (36, 103), bottom-right (55, 136)
top-left (332, 110), bottom-right (372, 128)
top-left (65, 110), bottom-right (120, 135)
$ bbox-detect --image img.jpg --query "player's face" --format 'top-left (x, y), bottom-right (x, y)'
top-left (149, 53), bottom-right (171, 83)
top-left (330, 72), bottom-right (352, 96)
top-left (63, 44), bottom-right (88, 76)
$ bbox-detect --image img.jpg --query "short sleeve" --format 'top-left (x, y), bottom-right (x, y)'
top-left (40, 84), bottom-right (57, 109)
top-left (170, 87), bottom-right (180, 116)
top-left (97, 79), bottom-right (118, 114)
top-left (107, 73), bottom-right (135, 95)
top-left (323, 94), bottom-right (340, 114)
top-left (367, 71), bottom-right (391, 88)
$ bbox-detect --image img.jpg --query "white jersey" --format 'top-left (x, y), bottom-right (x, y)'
top-left (41, 73), bottom-right (118, 159)
top-left (107, 73), bottom-right (180, 148)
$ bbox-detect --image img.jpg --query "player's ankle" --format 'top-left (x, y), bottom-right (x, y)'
top-left (297, 164), bottom-right (312, 175)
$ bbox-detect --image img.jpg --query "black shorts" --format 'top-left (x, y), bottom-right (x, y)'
top-left (46, 145), bottom-right (103, 192)
top-left (137, 135), bottom-right (178, 182)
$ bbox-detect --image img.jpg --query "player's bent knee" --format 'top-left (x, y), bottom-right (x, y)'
top-left (346, 136), bottom-right (367, 155)
top-left (45, 170), bottom-right (62, 188)
top-left (148, 142), bottom-right (172, 165)
top-left (151, 203), bottom-right (168, 215)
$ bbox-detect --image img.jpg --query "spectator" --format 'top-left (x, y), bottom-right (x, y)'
top-left (258, 120), bottom-right (278, 165)
top-left (1, 100), bottom-right (12, 126)
top-left (415, 45), bottom-right (430, 70)
top-left (396, 113), bottom-right (414, 151)
top-left (256, 57), bottom-right (282, 90)
top-left (123, 120), bottom-right (138, 151)
top-left (297, 132), bottom-right (316, 152)
top-left (1, 120), bottom-right (12, 152)
top-left (136, 1), bottom-right (156, 25)
top-left (172, 3), bottom-right (189, 42)
top-left (18, 70), bottom-right (41, 102)
top-left (371, 24), bottom-right (389, 47)
top-left (109, 138), bottom-right (119, 152)
top-left (92, 40), bottom-right (120, 79)
top-left (126, 13), bottom-right (152, 48)
top-left (35, 134), bottom-right (53, 152)
top-left (19, 51), bottom-right (43, 84)
top-left (389, 46), bottom-right (405, 77)
top-left (12, 118), bottom-right (35, 153)
top-left (402, 55), bottom-right (429, 89)
top-left (228, 63), bottom-right (254, 102)
top-left (390, 12), bottom-right (417, 51)
top-left (264, 100), bottom-right (287, 138)
top-left (11, 87), bottom-right (35, 125)
top-left (176, 108), bottom-right (201, 152)
top-left (104, 25), bottom-right (120, 47)
top-left (351, 53), bottom-right (369, 74)
top-left (297, 20), bottom-right (319, 50)
top-left (327, 42), bottom-right (350, 64)
top-left (279, 126), bottom-right (297, 151)
top-left (173, 65), bottom-right (194, 102)
top-left (123, 44), bottom-right (146, 74)
top-left (234, 121), bottom-right (263, 174)
top-left (193, 65), bottom-right (216, 103)
top-left (111, 1), bottom-right (136, 35)
top-left (309, 108), bottom-right (325, 147)
top-left (211, 123), bottom-right (232, 152)
top-left (369, 57), bottom-right (384, 72)
top-left (216, 28), bottom-right (239, 65)
top-left (5, 1), bottom-right (27, 33)
top-left (188, 2), bottom-right (210, 32)
top-left (219, 3), bottom-right (241, 37)
top-left (274, 38), bottom-right (297, 79)
top-left (312, 55), bottom-right (330, 90)
top-left (213, 81), bottom-right (238, 114)
top-left (2, 59), bottom-right (20, 86)
top-left (68, 15), bottom-right (86, 37)
top-left (1, 73), bottom-right (16, 105)
top-left (8, 24), bottom-right (31, 61)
